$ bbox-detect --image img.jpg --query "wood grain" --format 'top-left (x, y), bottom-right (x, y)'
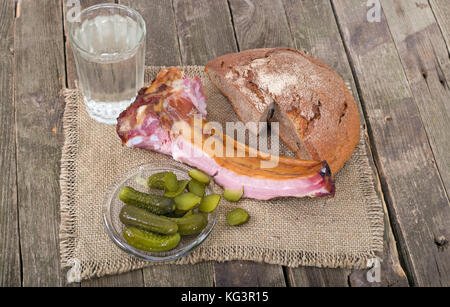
top-left (0, 0), bottom-right (21, 287)
top-left (332, 0), bottom-right (450, 286)
top-left (14, 0), bottom-right (66, 286)
top-left (143, 263), bottom-right (214, 287)
top-left (349, 137), bottom-right (409, 287)
top-left (283, 0), bottom-right (409, 287)
top-left (381, 0), bottom-right (450, 195)
top-left (81, 270), bottom-right (144, 287)
top-left (214, 262), bottom-right (285, 287)
top-left (173, 0), bottom-right (237, 65)
top-left (228, 0), bottom-right (294, 50)
top-left (287, 267), bottom-right (351, 287)
top-left (282, 0), bottom-right (363, 119)
top-left (225, 0), bottom-right (405, 287)
top-left (120, 0), bottom-right (181, 67)
top-left (429, 0), bottom-right (450, 52)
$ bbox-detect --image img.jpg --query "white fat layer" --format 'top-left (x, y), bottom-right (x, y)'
top-left (126, 136), bottom-right (144, 147)
top-left (136, 105), bottom-right (148, 126)
top-left (171, 79), bottom-right (184, 91)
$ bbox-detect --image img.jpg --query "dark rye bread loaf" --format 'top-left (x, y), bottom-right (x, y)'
top-left (205, 48), bottom-right (360, 173)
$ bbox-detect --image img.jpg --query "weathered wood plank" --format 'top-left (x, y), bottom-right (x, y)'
top-left (380, 0), bottom-right (450, 195)
top-left (0, 0), bottom-right (21, 287)
top-left (143, 263), bottom-right (214, 287)
top-left (228, 0), bottom-right (294, 50)
top-left (81, 270), bottom-right (144, 287)
top-left (120, 0), bottom-right (181, 67)
top-left (429, 0), bottom-right (450, 52)
top-left (61, 0), bottom-right (144, 287)
top-left (14, 0), bottom-right (66, 286)
top-left (214, 262), bottom-right (285, 287)
top-left (348, 136), bottom-right (409, 287)
top-left (173, 0), bottom-right (237, 65)
top-left (174, 0), bottom-right (286, 287)
top-left (282, 0), bottom-right (364, 120)
top-left (332, 0), bottom-right (450, 286)
top-left (227, 0), bottom-right (406, 287)
top-left (119, 0), bottom-right (214, 287)
top-left (283, 0), bottom-right (409, 287)
top-left (287, 267), bottom-right (351, 287)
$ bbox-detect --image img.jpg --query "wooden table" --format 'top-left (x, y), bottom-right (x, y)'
top-left (1, 0), bottom-right (449, 287)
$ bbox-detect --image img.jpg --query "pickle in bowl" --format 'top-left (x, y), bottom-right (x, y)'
top-left (164, 172), bottom-right (179, 192)
top-left (119, 186), bottom-right (175, 215)
top-left (123, 227), bottom-right (181, 252)
top-left (120, 204), bottom-right (178, 235)
top-left (198, 194), bottom-right (221, 213)
top-left (105, 163), bottom-right (218, 259)
top-left (147, 171), bottom-right (169, 190)
top-left (164, 180), bottom-right (189, 198)
top-left (188, 179), bottom-right (206, 197)
top-left (174, 192), bottom-right (202, 211)
top-left (188, 169), bottom-right (210, 184)
top-left (167, 213), bottom-right (208, 236)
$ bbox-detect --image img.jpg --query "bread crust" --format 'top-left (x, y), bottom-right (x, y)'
top-left (205, 48), bottom-right (272, 117)
top-left (205, 48), bottom-right (360, 173)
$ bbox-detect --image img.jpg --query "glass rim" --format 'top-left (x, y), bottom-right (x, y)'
top-left (68, 3), bottom-right (146, 58)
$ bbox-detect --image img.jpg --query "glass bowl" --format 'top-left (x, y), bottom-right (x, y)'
top-left (103, 162), bottom-right (218, 261)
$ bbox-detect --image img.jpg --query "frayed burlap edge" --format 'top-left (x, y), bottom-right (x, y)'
top-left (59, 66), bottom-right (384, 281)
top-left (60, 87), bottom-right (80, 270)
top-left (74, 247), bottom-right (379, 281)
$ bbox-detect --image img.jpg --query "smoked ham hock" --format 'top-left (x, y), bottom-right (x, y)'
top-left (117, 68), bottom-right (335, 200)
top-left (205, 48), bottom-right (360, 173)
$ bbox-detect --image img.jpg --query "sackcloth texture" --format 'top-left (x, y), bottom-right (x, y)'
top-left (59, 66), bottom-right (384, 281)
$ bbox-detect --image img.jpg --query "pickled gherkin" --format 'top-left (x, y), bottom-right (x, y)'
top-left (188, 179), bottom-right (206, 197)
top-left (147, 172), bottom-right (168, 190)
top-left (167, 213), bottom-right (208, 235)
top-left (226, 208), bottom-right (249, 226)
top-left (118, 168), bottom-right (220, 253)
top-left (183, 210), bottom-right (193, 217)
top-left (164, 180), bottom-right (189, 198)
top-left (123, 227), bottom-right (181, 252)
top-left (173, 209), bottom-right (189, 217)
top-left (174, 192), bottom-right (202, 211)
top-left (188, 169), bottom-right (210, 184)
top-left (198, 194), bottom-right (221, 213)
top-left (119, 186), bottom-right (175, 215)
top-left (164, 172), bottom-right (178, 192)
top-left (223, 187), bottom-right (244, 202)
top-left (120, 204), bottom-right (178, 235)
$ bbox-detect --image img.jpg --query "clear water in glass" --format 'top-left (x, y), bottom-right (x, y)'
top-left (69, 5), bottom-right (146, 124)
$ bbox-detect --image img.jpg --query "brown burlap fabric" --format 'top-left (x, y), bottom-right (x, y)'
top-left (60, 66), bottom-right (384, 281)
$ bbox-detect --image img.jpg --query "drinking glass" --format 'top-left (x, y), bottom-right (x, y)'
top-left (68, 4), bottom-right (146, 124)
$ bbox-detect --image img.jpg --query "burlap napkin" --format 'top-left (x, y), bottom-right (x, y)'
top-left (60, 66), bottom-right (384, 281)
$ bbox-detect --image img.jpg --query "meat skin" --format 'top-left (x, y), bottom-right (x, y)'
top-left (117, 68), bottom-right (335, 200)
